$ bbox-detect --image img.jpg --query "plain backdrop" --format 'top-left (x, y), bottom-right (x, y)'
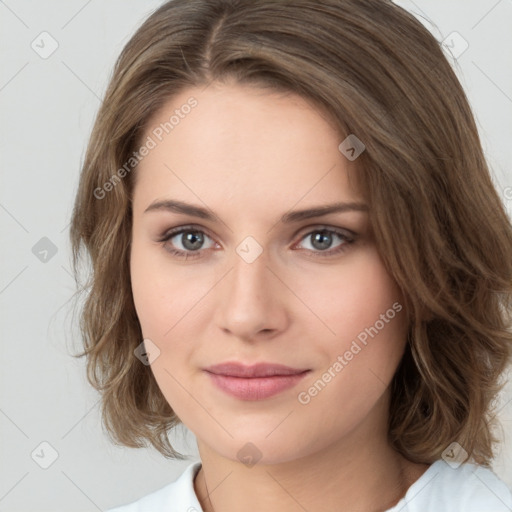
top-left (0, 1), bottom-right (511, 510)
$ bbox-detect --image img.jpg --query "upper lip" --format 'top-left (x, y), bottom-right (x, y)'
top-left (204, 362), bottom-right (310, 378)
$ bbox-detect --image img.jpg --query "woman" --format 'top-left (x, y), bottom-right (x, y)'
top-left (69, 0), bottom-right (512, 510)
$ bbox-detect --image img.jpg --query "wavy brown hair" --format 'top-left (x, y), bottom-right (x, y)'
top-left (69, 0), bottom-right (512, 465)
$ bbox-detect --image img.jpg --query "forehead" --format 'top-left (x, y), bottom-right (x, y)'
top-left (132, 82), bottom-right (362, 214)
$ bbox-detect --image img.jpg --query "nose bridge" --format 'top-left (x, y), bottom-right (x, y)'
top-left (228, 240), bottom-right (270, 303)
top-left (214, 237), bottom-right (285, 337)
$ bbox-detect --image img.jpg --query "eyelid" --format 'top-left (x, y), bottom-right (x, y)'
top-left (157, 224), bottom-right (219, 244)
top-left (293, 223), bottom-right (356, 240)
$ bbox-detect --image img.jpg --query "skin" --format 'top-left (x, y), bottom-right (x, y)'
top-left (130, 80), bottom-right (429, 512)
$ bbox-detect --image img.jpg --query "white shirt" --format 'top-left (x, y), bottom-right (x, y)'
top-left (105, 459), bottom-right (512, 512)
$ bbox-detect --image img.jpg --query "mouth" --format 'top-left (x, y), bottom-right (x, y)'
top-left (203, 362), bottom-right (311, 400)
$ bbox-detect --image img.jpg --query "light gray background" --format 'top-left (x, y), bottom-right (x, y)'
top-left (0, 1), bottom-right (511, 510)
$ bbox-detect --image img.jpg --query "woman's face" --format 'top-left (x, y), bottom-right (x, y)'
top-left (130, 81), bottom-right (408, 464)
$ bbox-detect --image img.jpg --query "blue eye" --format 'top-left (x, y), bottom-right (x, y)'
top-left (295, 228), bottom-right (354, 257)
top-left (158, 227), bottom-right (217, 260)
top-left (158, 225), bottom-right (356, 260)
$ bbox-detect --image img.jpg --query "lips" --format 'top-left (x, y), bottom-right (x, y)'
top-left (204, 362), bottom-right (310, 378)
top-left (203, 362), bottom-right (311, 400)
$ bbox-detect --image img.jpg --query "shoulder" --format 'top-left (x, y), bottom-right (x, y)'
top-left (388, 459), bottom-right (512, 512)
top-left (104, 461), bottom-right (203, 512)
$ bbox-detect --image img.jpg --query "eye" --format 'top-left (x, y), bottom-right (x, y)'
top-left (157, 225), bottom-right (356, 260)
top-left (158, 226), bottom-right (218, 260)
top-left (294, 227), bottom-right (355, 257)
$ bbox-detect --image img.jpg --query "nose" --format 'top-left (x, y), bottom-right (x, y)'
top-left (214, 246), bottom-right (289, 341)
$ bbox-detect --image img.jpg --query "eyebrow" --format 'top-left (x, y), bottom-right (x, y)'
top-left (143, 199), bottom-right (368, 223)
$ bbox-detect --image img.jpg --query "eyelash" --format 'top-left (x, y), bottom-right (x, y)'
top-left (157, 224), bottom-right (357, 260)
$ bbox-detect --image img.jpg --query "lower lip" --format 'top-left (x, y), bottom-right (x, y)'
top-left (205, 371), bottom-right (310, 400)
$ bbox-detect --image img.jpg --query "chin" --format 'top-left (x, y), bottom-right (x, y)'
top-left (199, 430), bottom-right (323, 468)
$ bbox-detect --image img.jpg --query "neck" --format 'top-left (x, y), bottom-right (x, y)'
top-left (193, 399), bottom-right (429, 512)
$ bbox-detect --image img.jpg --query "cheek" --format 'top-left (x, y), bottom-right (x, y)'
top-left (338, 251), bottom-right (407, 364)
top-left (293, 247), bottom-right (405, 346)
top-left (294, 254), bottom-right (406, 431)
top-left (130, 236), bottom-right (175, 338)
top-left (130, 239), bottom-right (212, 362)
top-left (332, 254), bottom-right (407, 392)
top-left (130, 243), bottom-right (194, 412)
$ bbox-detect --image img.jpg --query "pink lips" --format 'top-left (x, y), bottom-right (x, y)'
top-left (203, 362), bottom-right (311, 401)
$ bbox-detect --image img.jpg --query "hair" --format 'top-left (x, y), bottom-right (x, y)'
top-left (69, 0), bottom-right (512, 466)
